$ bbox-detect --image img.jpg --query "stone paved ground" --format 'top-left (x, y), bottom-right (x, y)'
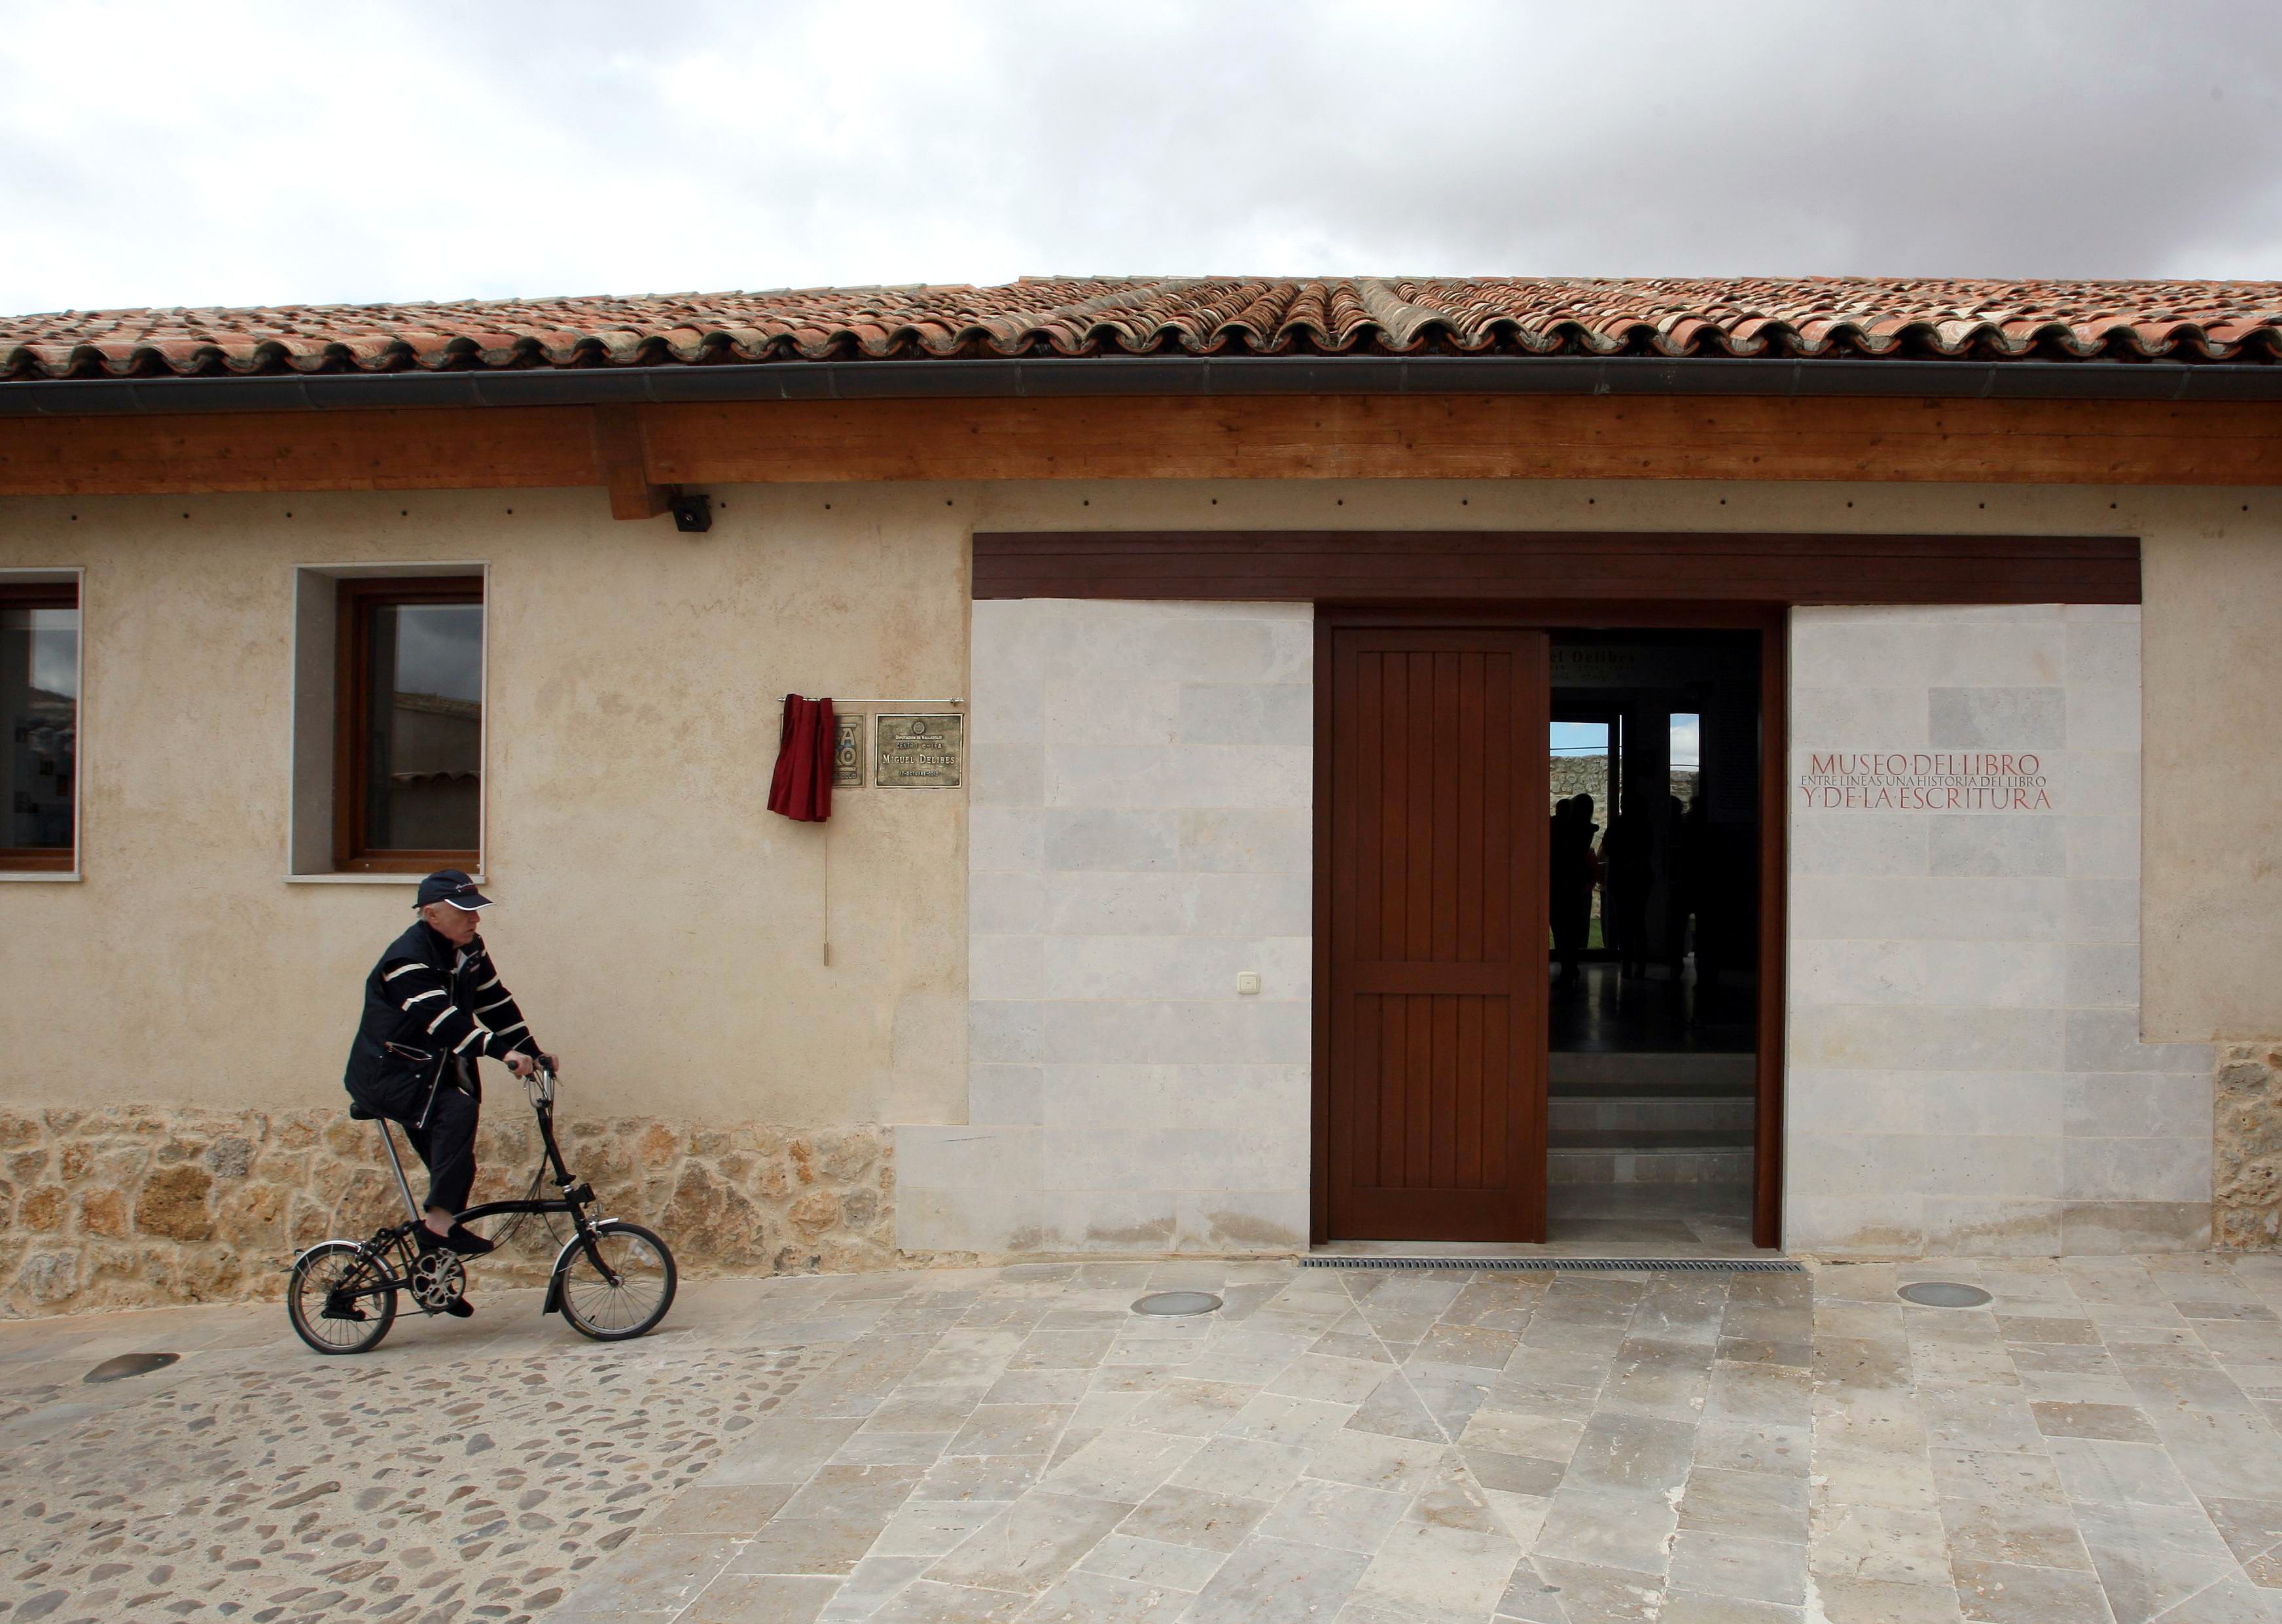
top-left (7, 1254), bottom-right (2282, 1623)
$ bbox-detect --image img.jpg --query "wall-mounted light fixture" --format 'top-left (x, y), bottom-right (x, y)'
top-left (669, 490), bottom-right (713, 533)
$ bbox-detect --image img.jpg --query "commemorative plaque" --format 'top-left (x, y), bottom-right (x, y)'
top-left (874, 713), bottom-right (964, 788)
top-left (832, 713), bottom-right (865, 788)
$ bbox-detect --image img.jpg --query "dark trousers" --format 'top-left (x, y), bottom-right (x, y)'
top-left (1608, 894), bottom-right (1649, 968)
top-left (1551, 891), bottom-right (1592, 971)
top-left (402, 1086), bottom-right (479, 1215)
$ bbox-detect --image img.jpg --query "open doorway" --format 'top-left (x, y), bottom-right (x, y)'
top-left (1546, 631), bottom-right (1760, 1247)
top-left (1312, 612), bottom-right (1780, 1252)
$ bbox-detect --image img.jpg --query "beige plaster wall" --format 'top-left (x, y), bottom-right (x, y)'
top-left (0, 485), bottom-right (972, 1127)
top-left (2140, 521), bottom-right (2282, 1042)
top-left (5, 474), bottom-right (2277, 1146)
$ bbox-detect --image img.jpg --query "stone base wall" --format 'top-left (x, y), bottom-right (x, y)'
top-left (0, 1104), bottom-right (897, 1318)
top-left (1545, 754), bottom-right (1700, 815)
top-left (2215, 1043), bottom-right (2282, 1249)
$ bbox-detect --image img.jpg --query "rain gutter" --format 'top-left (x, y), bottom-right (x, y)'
top-left (3, 354), bottom-right (2280, 416)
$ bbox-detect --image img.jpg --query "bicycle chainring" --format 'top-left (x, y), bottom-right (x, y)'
top-left (408, 1248), bottom-right (467, 1312)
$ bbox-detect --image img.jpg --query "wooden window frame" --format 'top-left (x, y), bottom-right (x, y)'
top-left (333, 576), bottom-right (484, 874)
top-left (0, 579), bottom-right (80, 874)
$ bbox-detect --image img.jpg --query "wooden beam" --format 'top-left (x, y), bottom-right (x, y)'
top-left (589, 404), bottom-right (668, 520)
top-left (973, 530), bottom-right (2143, 605)
top-left (643, 395), bottom-right (2282, 485)
top-left (0, 404), bottom-right (596, 495)
top-left (3, 392), bottom-right (2279, 498)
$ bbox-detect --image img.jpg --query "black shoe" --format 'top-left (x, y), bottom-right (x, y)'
top-left (441, 1224), bottom-right (495, 1258)
top-left (442, 1298), bottom-right (476, 1318)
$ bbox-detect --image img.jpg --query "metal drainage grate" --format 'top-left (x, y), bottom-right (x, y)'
top-left (84, 1352), bottom-right (181, 1384)
top-left (1132, 1291), bottom-right (1223, 1316)
top-left (1301, 1256), bottom-right (1805, 1274)
top-left (1899, 1281), bottom-right (1993, 1309)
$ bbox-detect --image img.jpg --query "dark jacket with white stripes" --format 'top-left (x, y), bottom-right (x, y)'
top-left (342, 919), bottom-right (541, 1126)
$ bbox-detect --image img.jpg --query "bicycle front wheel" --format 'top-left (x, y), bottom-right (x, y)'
top-left (556, 1220), bottom-right (677, 1341)
top-left (288, 1241), bottom-right (398, 1355)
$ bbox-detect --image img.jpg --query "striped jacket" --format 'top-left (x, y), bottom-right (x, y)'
top-left (342, 919), bottom-right (541, 1125)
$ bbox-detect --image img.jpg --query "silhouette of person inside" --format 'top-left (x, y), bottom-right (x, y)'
top-left (1599, 806), bottom-right (1655, 980)
top-left (1550, 793), bottom-right (1599, 985)
top-left (1663, 794), bottom-right (1694, 982)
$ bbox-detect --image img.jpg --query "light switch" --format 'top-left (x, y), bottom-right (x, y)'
top-left (1236, 971), bottom-right (1261, 996)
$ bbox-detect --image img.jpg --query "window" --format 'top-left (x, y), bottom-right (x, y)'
top-left (1670, 711), bottom-right (1702, 809)
top-left (333, 576), bottom-right (484, 872)
top-left (1, 580), bottom-right (79, 874)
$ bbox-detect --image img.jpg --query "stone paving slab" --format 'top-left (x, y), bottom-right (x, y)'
top-left (7, 1254), bottom-right (2282, 1622)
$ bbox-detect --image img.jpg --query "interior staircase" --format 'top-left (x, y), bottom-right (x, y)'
top-left (1547, 1051), bottom-right (1755, 1197)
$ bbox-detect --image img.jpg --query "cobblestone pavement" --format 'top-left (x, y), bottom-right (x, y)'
top-left (8, 1254), bottom-right (2282, 1623)
top-left (0, 1281), bottom-right (836, 1624)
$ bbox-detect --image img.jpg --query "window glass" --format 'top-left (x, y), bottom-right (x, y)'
top-left (1670, 711), bottom-right (1701, 807)
top-left (361, 601), bottom-right (482, 851)
top-left (1549, 719), bottom-right (1609, 814)
top-left (1, 603), bottom-right (77, 855)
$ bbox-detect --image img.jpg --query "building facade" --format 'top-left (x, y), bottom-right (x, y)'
top-left (4, 277), bottom-right (2281, 1314)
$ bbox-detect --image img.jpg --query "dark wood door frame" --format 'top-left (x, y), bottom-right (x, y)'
top-left (975, 531), bottom-right (2141, 605)
top-left (1313, 602), bottom-right (1790, 1252)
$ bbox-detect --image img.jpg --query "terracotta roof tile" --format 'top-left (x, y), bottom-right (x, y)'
top-left (4, 276), bottom-right (2279, 380)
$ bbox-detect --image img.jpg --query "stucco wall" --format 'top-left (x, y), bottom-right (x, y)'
top-left (0, 485), bottom-right (971, 1130)
top-left (7, 474), bottom-right (2282, 1284)
top-left (2141, 523), bottom-right (2282, 1042)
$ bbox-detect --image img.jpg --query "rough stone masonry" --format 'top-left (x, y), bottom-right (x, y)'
top-left (2215, 1043), bottom-right (2282, 1249)
top-left (0, 1104), bottom-right (899, 1317)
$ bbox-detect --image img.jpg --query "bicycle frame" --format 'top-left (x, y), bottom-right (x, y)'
top-left (355, 1065), bottom-right (626, 1312)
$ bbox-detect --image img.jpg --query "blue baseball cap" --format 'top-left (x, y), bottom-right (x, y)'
top-left (415, 870), bottom-right (494, 910)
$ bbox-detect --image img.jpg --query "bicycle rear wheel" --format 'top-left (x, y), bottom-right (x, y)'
top-left (556, 1221), bottom-right (677, 1341)
top-left (288, 1241), bottom-right (398, 1355)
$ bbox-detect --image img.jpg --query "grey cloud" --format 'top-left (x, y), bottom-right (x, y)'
top-left (1, 0), bottom-right (2277, 315)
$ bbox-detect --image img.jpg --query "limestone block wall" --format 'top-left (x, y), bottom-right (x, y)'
top-left (900, 598), bottom-right (1313, 1254)
top-left (0, 1104), bottom-right (895, 1317)
top-left (1787, 603), bottom-right (2215, 1256)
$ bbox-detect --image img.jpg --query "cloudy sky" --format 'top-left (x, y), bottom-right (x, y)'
top-left (3, 0), bottom-right (2275, 317)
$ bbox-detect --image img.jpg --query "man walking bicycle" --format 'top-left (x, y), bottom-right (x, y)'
top-left (342, 870), bottom-right (555, 1313)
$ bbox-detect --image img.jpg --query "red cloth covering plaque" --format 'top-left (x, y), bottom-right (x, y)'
top-left (767, 694), bottom-right (836, 821)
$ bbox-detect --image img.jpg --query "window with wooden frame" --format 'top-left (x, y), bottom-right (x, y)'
top-left (1, 579), bottom-right (79, 874)
top-left (334, 576), bottom-right (484, 873)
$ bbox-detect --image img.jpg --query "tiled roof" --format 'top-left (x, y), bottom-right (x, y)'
top-left (5, 276), bottom-right (2281, 379)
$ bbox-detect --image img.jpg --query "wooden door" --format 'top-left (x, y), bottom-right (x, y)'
top-left (1323, 627), bottom-right (1550, 1242)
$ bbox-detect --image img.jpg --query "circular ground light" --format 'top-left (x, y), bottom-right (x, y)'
top-left (1898, 1281), bottom-right (1993, 1309)
top-left (1132, 1291), bottom-right (1222, 1316)
top-left (84, 1352), bottom-right (181, 1384)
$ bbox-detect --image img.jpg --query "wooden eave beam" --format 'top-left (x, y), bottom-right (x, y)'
top-left (589, 402), bottom-right (669, 520)
top-left (2, 394), bottom-right (2279, 506)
